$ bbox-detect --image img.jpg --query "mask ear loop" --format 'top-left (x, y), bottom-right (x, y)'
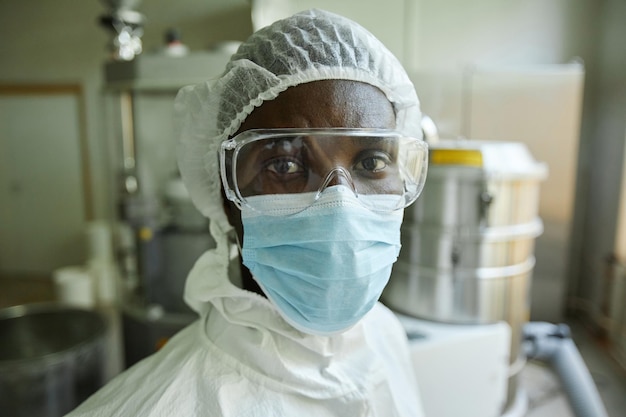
top-left (230, 229), bottom-right (243, 259)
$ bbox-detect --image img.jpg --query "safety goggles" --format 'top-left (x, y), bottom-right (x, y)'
top-left (220, 128), bottom-right (428, 214)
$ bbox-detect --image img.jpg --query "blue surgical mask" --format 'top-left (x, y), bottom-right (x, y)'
top-left (240, 186), bottom-right (403, 336)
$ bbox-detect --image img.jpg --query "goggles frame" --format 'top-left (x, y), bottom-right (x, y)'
top-left (219, 128), bottom-right (428, 214)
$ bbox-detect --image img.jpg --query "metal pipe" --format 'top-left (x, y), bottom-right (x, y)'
top-left (119, 91), bottom-right (138, 194)
top-left (523, 321), bottom-right (609, 417)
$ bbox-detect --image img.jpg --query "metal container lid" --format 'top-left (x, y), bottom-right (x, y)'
top-left (0, 303), bottom-right (107, 367)
top-left (428, 139), bottom-right (548, 181)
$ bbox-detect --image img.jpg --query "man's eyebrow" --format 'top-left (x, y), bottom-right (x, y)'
top-left (347, 136), bottom-right (395, 146)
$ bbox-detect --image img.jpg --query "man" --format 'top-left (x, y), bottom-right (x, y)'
top-left (68, 9), bottom-right (427, 416)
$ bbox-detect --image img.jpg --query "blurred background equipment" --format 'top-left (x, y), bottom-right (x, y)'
top-left (99, 0), bottom-right (145, 61)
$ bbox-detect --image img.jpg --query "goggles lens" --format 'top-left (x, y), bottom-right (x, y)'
top-left (220, 129), bottom-right (428, 214)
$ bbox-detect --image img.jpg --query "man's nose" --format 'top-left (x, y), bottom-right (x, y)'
top-left (318, 167), bottom-right (357, 193)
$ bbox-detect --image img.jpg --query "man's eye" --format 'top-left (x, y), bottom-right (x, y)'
top-left (265, 157), bottom-right (304, 175)
top-left (356, 156), bottom-right (388, 172)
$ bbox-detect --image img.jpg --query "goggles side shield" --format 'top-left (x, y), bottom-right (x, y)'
top-left (220, 129), bottom-right (428, 214)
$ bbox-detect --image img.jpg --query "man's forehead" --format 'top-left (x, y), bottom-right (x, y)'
top-left (236, 80), bottom-right (395, 133)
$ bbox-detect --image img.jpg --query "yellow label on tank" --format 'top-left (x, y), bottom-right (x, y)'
top-left (430, 149), bottom-right (483, 167)
top-left (139, 227), bottom-right (153, 241)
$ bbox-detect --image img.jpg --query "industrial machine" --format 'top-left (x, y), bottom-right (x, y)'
top-left (102, 49), bottom-right (231, 367)
top-left (382, 136), bottom-right (608, 417)
top-left (383, 138), bottom-right (547, 416)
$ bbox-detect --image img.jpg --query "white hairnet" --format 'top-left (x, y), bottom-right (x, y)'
top-left (175, 9), bottom-right (422, 231)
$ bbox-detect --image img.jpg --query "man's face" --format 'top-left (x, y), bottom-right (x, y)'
top-left (224, 79), bottom-right (396, 239)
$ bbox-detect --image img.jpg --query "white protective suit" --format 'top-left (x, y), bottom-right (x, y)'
top-left (67, 248), bottom-right (424, 416)
top-left (67, 9), bottom-right (426, 416)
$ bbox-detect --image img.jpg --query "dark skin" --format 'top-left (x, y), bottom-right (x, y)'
top-left (222, 79), bottom-right (396, 296)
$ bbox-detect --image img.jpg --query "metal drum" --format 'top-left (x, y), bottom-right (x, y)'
top-left (387, 259), bottom-right (534, 364)
top-left (382, 139), bottom-right (547, 410)
top-left (399, 219), bottom-right (543, 269)
top-left (0, 304), bottom-right (107, 417)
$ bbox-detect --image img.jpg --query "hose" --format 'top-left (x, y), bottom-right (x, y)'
top-left (523, 321), bottom-right (609, 417)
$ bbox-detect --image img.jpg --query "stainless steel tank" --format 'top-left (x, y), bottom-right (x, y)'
top-left (0, 304), bottom-right (107, 417)
top-left (382, 139), bottom-right (547, 409)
